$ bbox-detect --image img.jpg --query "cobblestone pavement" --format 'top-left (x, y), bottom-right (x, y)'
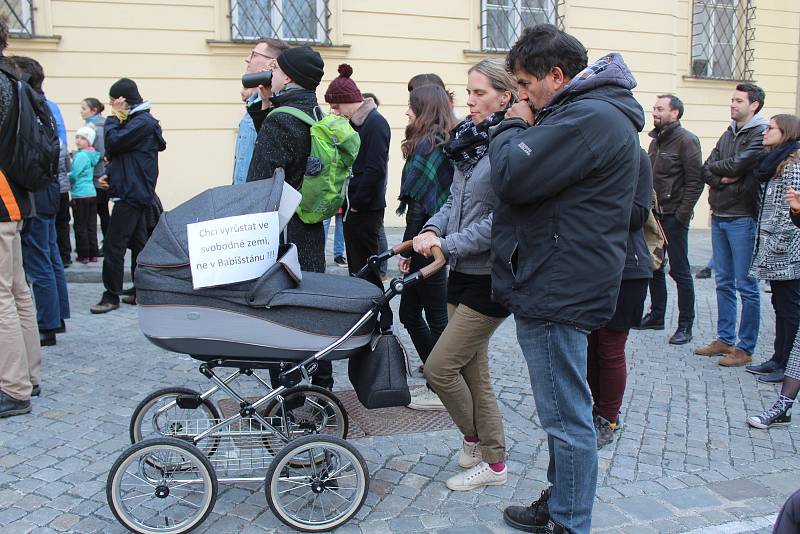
top-left (2, 263), bottom-right (799, 533)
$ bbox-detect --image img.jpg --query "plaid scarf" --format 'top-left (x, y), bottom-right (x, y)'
top-left (443, 111), bottom-right (505, 178)
top-left (398, 138), bottom-right (454, 216)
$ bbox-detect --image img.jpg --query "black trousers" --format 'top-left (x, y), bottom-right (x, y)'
top-left (71, 197), bottom-right (99, 259)
top-left (769, 279), bottom-right (800, 368)
top-left (343, 209), bottom-right (385, 289)
top-left (55, 192), bottom-right (72, 262)
top-left (648, 214), bottom-right (695, 328)
top-left (101, 201), bottom-right (147, 304)
top-left (96, 188), bottom-right (111, 239)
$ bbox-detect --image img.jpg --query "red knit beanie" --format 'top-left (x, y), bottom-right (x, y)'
top-left (324, 64), bottom-right (363, 104)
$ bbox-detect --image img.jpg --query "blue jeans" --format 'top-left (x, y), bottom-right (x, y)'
top-left (711, 215), bottom-right (760, 354)
top-left (21, 216), bottom-right (70, 330)
top-left (323, 213), bottom-right (345, 258)
top-left (515, 317), bottom-right (596, 534)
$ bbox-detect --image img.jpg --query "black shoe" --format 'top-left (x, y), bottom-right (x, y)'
top-left (669, 327), bottom-right (693, 345)
top-left (31, 384), bottom-right (40, 397)
top-left (746, 360), bottom-right (780, 375)
top-left (747, 400), bottom-right (792, 429)
top-left (40, 330), bottom-right (56, 347)
top-left (695, 267), bottom-right (712, 279)
top-left (632, 313), bottom-right (664, 331)
top-left (757, 368), bottom-right (785, 384)
top-left (595, 415), bottom-right (615, 449)
top-left (121, 286), bottom-right (136, 296)
top-left (503, 488), bottom-right (551, 532)
top-left (121, 294), bottom-right (137, 305)
top-left (334, 256), bottom-right (347, 267)
top-left (54, 320), bottom-right (66, 334)
top-left (0, 391), bottom-right (31, 418)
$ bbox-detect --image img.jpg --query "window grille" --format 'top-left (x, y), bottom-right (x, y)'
top-left (691, 0), bottom-right (755, 80)
top-left (1, 0), bottom-right (33, 37)
top-left (230, 0), bottom-right (330, 45)
top-left (481, 0), bottom-right (563, 52)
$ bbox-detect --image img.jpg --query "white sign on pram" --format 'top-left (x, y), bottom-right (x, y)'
top-left (187, 211), bottom-right (280, 289)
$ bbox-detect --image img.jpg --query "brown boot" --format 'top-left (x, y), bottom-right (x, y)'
top-left (719, 348), bottom-right (752, 367)
top-left (694, 340), bottom-right (734, 357)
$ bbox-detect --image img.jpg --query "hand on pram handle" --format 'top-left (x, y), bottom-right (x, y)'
top-left (354, 240), bottom-right (445, 292)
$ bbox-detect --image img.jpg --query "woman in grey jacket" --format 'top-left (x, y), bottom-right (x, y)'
top-left (80, 98), bottom-right (109, 239)
top-left (413, 59), bottom-right (514, 492)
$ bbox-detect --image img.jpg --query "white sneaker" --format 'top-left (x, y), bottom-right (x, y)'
top-left (407, 388), bottom-right (446, 411)
top-left (446, 461), bottom-right (507, 491)
top-left (457, 438), bottom-right (482, 468)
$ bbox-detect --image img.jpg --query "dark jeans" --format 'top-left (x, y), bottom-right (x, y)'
top-left (768, 279), bottom-right (800, 368)
top-left (399, 267), bottom-right (448, 365)
top-left (21, 216), bottom-right (70, 330)
top-left (72, 197), bottom-right (99, 259)
top-left (587, 328), bottom-right (628, 423)
top-left (96, 188), bottom-right (111, 239)
top-left (55, 192), bottom-right (72, 262)
top-left (102, 201), bottom-right (148, 304)
top-left (343, 209), bottom-right (385, 289)
top-left (648, 214), bottom-right (695, 328)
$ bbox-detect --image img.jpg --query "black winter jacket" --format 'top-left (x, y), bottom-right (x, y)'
top-left (647, 121), bottom-right (703, 226)
top-left (703, 115), bottom-right (768, 217)
top-left (624, 148), bottom-right (654, 280)
top-left (0, 60), bottom-right (32, 222)
top-left (489, 53), bottom-right (645, 330)
top-left (105, 104), bottom-right (166, 208)
top-left (346, 99), bottom-right (390, 212)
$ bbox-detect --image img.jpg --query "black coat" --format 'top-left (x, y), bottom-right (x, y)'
top-left (624, 148), bottom-right (654, 280)
top-left (489, 53), bottom-right (645, 331)
top-left (246, 88), bottom-right (325, 273)
top-left (647, 121), bottom-right (703, 226)
top-left (104, 107), bottom-right (166, 208)
top-left (346, 100), bottom-right (390, 211)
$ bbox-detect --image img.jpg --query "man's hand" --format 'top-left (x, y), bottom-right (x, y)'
top-left (413, 231), bottom-right (441, 257)
top-left (398, 257), bottom-right (411, 275)
top-left (110, 97), bottom-right (127, 111)
top-left (505, 101), bottom-right (535, 125)
top-left (720, 177), bottom-right (737, 185)
top-left (787, 187), bottom-right (800, 212)
top-left (98, 175), bottom-right (109, 189)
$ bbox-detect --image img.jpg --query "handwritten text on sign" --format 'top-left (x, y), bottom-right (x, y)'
top-left (187, 211), bottom-right (280, 289)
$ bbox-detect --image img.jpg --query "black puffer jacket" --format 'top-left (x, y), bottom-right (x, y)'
top-left (624, 148), bottom-right (654, 280)
top-left (703, 115), bottom-right (768, 217)
top-left (647, 121), bottom-right (703, 225)
top-left (489, 53), bottom-right (645, 330)
top-left (346, 98), bottom-right (390, 211)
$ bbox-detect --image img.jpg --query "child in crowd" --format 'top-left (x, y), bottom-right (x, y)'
top-left (69, 126), bottom-right (101, 263)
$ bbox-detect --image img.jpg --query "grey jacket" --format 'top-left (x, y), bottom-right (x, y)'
top-left (422, 155), bottom-right (496, 275)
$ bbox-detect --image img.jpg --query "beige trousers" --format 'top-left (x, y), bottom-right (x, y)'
top-left (0, 221), bottom-right (40, 400)
top-left (424, 303), bottom-right (506, 463)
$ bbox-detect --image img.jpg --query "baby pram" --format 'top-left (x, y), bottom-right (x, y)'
top-left (105, 170), bottom-right (444, 533)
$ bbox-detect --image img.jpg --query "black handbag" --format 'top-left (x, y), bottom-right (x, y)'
top-left (348, 333), bottom-right (411, 409)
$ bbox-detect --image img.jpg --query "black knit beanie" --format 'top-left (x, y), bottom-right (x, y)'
top-left (277, 46), bottom-right (324, 91)
top-left (109, 78), bottom-right (143, 106)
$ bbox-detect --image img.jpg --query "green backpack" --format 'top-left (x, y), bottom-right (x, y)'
top-left (267, 106), bottom-right (361, 224)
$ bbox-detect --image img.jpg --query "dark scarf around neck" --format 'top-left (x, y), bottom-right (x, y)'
top-left (756, 141), bottom-right (800, 182)
top-left (443, 111), bottom-right (505, 177)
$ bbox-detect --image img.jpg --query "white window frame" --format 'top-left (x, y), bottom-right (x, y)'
top-left (691, 0), bottom-right (741, 79)
top-left (3, 0), bottom-right (34, 35)
top-left (481, 0), bottom-right (557, 52)
top-left (231, 0), bottom-right (327, 43)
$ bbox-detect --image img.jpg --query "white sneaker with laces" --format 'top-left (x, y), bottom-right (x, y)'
top-left (446, 461), bottom-right (507, 491)
top-left (457, 438), bottom-right (482, 468)
top-left (407, 388), bottom-right (446, 411)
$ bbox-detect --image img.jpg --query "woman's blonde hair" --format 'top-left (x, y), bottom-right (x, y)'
top-left (468, 59), bottom-right (517, 105)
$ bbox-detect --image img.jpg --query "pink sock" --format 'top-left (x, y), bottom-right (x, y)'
top-left (464, 435), bottom-right (479, 443)
top-left (489, 461), bottom-right (505, 473)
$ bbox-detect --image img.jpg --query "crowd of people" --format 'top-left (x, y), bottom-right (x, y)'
top-left (2, 13), bottom-right (800, 532)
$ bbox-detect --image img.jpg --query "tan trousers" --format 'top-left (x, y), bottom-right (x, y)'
top-left (0, 221), bottom-right (40, 400)
top-left (424, 303), bottom-right (506, 463)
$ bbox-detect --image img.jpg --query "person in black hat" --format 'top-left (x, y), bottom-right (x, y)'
top-left (90, 78), bottom-right (166, 314)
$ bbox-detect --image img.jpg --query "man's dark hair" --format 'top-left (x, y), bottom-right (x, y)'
top-left (506, 24), bottom-right (588, 80)
top-left (0, 16), bottom-right (8, 54)
top-left (735, 83), bottom-right (765, 114)
top-left (362, 92), bottom-right (379, 107)
top-left (10, 56), bottom-right (44, 92)
top-left (257, 38), bottom-right (290, 55)
top-left (657, 93), bottom-right (684, 120)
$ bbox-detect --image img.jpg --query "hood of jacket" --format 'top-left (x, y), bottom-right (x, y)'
top-left (269, 87), bottom-right (319, 116)
top-left (350, 97), bottom-right (377, 128)
top-left (729, 113), bottom-right (768, 136)
top-left (129, 101), bottom-right (152, 116)
top-left (546, 53), bottom-right (645, 133)
top-left (79, 147), bottom-right (102, 167)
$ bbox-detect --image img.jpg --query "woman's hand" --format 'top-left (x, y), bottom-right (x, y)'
top-left (110, 97), bottom-right (127, 111)
top-left (787, 187), bottom-right (800, 213)
top-left (98, 175), bottom-right (109, 189)
top-left (413, 231), bottom-right (441, 257)
top-left (398, 257), bottom-right (411, 275)
top-left (720, 177), bottom-right (737, 185)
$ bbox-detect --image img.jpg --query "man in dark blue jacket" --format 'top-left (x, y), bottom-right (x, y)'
top-left (490, 25), bottom-right (644, 534)
top-left (91, 78), bottom-right (166, 313)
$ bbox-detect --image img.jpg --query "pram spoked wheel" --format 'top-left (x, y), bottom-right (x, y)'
top-left (266, 434), bottom-right (369, 532)
top-left (106, 436), bottom-right (217, 534)
top-left (129, 387), bottom-right (222, 457)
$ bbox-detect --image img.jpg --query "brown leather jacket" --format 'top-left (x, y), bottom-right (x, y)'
top-left (647, 121), bottom-right (703, 226)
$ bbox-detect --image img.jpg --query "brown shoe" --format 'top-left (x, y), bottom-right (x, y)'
top-left (719, 348), bottom-right (752, 367)
top-left (694, 340), bottom-right (734, 357)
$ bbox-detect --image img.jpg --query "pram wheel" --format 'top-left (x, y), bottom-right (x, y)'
top-left (107, 436), bottom-right (217, 534)
top-left (261, 385), bottom-right (348, 460)
top-left (266, 434), bottom-right (369, 532)
top-left (130, 387), bottom-right (221, 457)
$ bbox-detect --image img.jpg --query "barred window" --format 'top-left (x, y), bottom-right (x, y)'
top-left (481, 0), bottom-right (562, 52)
top-left (230, 0), bottom-right (330, 45)
top-left (691, 0), bottom-right (755, 80)
top-left (1, 0), bottom-right (33, 36)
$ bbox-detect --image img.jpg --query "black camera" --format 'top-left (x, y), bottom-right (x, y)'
top-left (241, 70), bottom-right (272, 89)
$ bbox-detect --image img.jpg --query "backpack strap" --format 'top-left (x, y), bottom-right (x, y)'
top-left (267, 106), bottom-right (315, 127)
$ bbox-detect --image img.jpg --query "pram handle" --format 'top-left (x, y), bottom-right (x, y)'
top-left (391, 240), bottom-right (446, 280)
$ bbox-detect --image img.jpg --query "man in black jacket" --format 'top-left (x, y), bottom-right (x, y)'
top-left (694, 83), bottom-right (767, 367)
top-left (490, 25), bottom-right (644, 534)
top-left (91, 78), bottom-right (166, 314)
top-left (636, 94), bottom-right (703, 345)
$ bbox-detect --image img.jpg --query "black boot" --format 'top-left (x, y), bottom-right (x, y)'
top-left (632, 312), bottom-right (664, 331)
top-left (503, 488), bottom-right (551, 532)
top-left (0, 391), bottom-right (31, 418)
top-left (669, 327), bottom-right (693, 345)
top-left (40, 330), bottom-right (56, 347)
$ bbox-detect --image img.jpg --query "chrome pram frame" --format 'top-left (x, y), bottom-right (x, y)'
top-left (106, 242), bottom-right (445, 534)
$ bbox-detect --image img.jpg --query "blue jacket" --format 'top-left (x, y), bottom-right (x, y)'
top-left (68, 148), bottom-right (101, 198)
top-left (104, 102), bottom-right (166, 208)
top-left (233, 93), bottom-right (259, 185)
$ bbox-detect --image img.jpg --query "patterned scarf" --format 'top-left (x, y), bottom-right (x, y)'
top-left (443, 111), bottom-right (506, 178)
top-left (756, 141), bottom-right (800, 182)
top-left (397, 138), bottom-right (454, 216)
